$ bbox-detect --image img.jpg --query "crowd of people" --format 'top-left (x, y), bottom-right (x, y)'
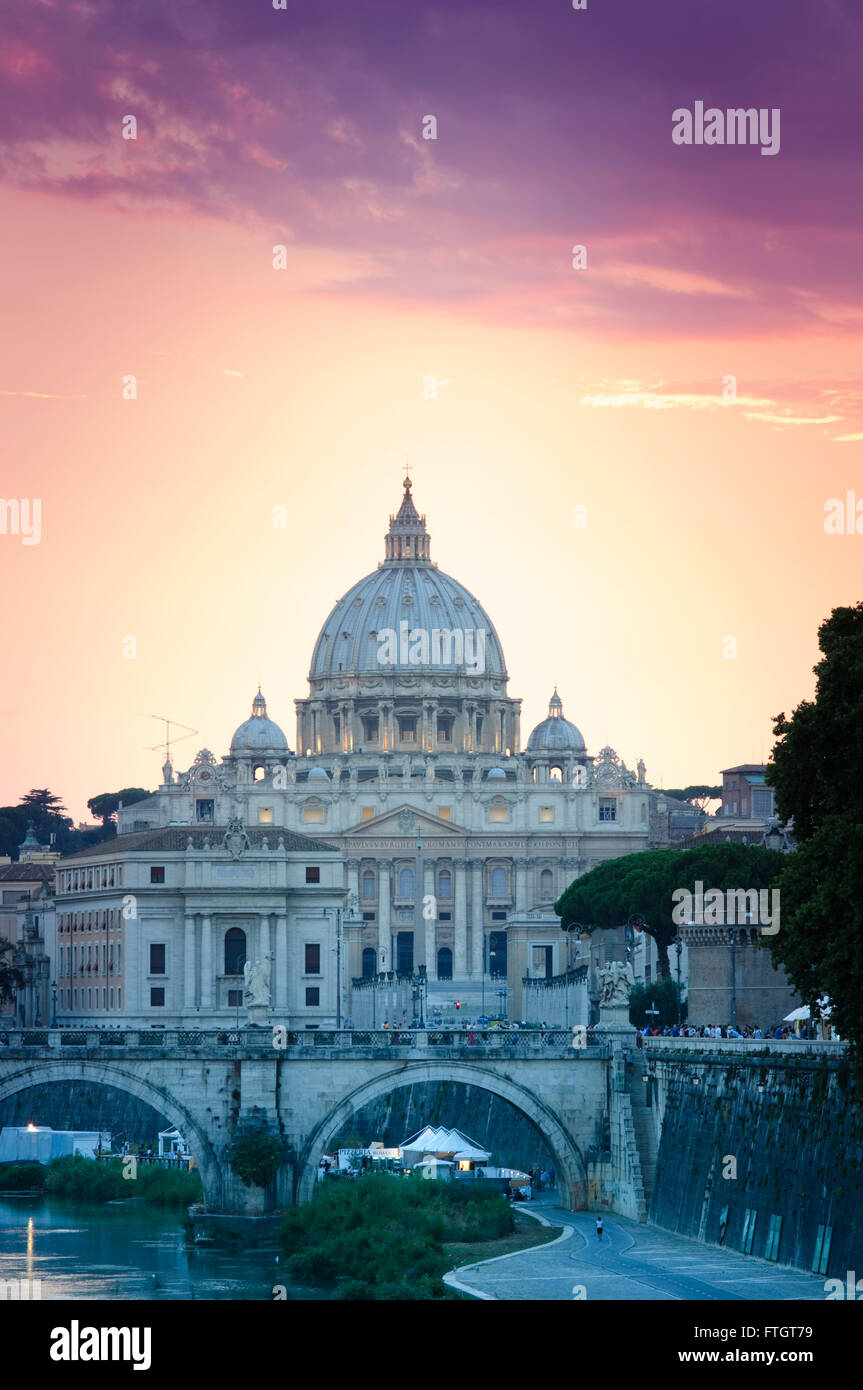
top-left (637, 1022), bottom-right (818, 1040)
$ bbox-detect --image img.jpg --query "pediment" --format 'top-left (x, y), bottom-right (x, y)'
top-left (343, 804), bottom-right (468, 838)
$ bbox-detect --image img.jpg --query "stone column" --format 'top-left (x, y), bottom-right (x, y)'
top-left (275, 914), bottom-right (288, 1008)
top-left (454, 859), bottom-right (468, 978)
top-left (471, 861), bottom-right (484, 978)
top-left (515, 858), bottom-right (528, 913)
top-left (346, 858), bottom-right (360, 908)
top-left (184, 914), bottom-right (196, 1010)
top-left (424, 862), bottom-right (436, 979)
top-left (378, 860), bottom-right (392, 973)
top-left (200, 915), bottom-right (213, 1010)
top-left (258, 912), bottom-right (271, 962)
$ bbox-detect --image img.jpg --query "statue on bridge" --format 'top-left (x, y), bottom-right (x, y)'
top-left (243, 955), bottom-right (272, 1009)
top-left (598, 959), bottom-right (635, 1008)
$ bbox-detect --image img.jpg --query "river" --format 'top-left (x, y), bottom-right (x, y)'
top-left (0, 1194), bottom-right (319, 1300)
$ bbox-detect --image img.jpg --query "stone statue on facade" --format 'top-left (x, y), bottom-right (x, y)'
top-left (637, 758), bottom-right (646, 785)
top-left (223, 816), bottom-right (251, 860)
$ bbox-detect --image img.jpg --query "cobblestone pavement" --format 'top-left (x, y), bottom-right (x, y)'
top-left (449, 1199), bottom-right (830, 1301)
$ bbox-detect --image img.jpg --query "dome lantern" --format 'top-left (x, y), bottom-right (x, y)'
top-left (384, 474), bottom-right (431, 563)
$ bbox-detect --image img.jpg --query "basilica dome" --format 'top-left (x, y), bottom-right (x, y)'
top-left (309, 477), bottom-right (507, 681)
top-left (527, 689), bottom-right (586, 753)
top-left (230, 689), bottom-right (289, 754)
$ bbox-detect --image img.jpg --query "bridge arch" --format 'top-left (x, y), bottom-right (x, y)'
top-left (0, 1060), bottom-right (222, 1209)
top-left (296, 1061), bottom-right (589, 1209)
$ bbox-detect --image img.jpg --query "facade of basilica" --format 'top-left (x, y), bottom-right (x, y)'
top-left (57, 479), bottom-right (669, 1026)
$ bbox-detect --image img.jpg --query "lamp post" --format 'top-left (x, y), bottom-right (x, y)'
top-left (673, 938), bottom-right (683, 1026)
top-left (50, 979), bottom-right (58, 1028)
top-left (561, 922), bottom-right (583, 1030)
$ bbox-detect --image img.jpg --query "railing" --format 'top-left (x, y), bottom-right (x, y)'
top-left (0, 1027), bottom-right (594, 1056)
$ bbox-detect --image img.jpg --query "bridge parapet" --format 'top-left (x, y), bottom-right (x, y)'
top-left (0, 1028), bottom-right (605, 1061)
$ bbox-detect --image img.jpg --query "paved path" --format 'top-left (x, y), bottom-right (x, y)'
top-left (450, 1199), bottom-right (829, 1301)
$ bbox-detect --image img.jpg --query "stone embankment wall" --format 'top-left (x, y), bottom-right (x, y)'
top-left (0, 1081), bottom-right (170, 1147)
top-left (647, 1041), bottom-right (861, 1276)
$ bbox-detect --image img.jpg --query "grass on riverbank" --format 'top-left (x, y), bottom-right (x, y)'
top-left (0, 1156), bottom-right (205, 1206)
top-left (443, 1210), bottom-right (561, 1269)
top-left (279, 1175), bottom-right (553, 1300)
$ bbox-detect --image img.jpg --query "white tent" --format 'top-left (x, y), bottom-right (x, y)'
top-left (399, 1126), bottom-right (490, 1163)
top-left (784, 997), bottom-right (832, 1023)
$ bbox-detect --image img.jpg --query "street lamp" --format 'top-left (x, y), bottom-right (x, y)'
top-left (561, 922), bottom-right (583, 1029)
top-left (50, 979), bottom-right (58, 1028)
top-left (672, 938), bottom-right (683, 1026)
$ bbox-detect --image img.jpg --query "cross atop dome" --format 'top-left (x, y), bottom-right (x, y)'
top-left (385, 473), bottom-right (431, 562)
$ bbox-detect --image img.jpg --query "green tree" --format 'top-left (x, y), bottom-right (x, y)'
top-left (629, 979), bottom-right (686, 1028)
top-left (0, 937), bottom-right (24, 1008)
top-left (555, 841), bottom-right (784, 980)
top-left (87, 789), bottom-right (151, 828)
top-left (228, 1133), bottom-right (283, 1188)
top-left (662, 785), bottom-right (722, 812)
top-left (766, 601), bottom-right (863, 1065)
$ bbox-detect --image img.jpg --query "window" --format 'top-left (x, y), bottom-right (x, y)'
top-left (752, 788), bottom-right (774, 817)
top-left (488, 931), bottom-right (507, 977)
top-left (489, 802), bottom-right (510, 823)
top-left (361, 806), bottom-right (375, 821)
top-left (539, 805), bottom-right (554, 823)
top-left (438, 870), bottom-right (452, 899)
top-left (150, 987), bottom-right (165, 1007)
top-left (149, 943), bottom-right (166, 975)
top-left (305, 987), bottom-right (320, 1006)
top-left (305, 943), bottom-right (321, 974)
top-left (396, 932), bottom-right (414, 973)
top-left (437, 806), bottom-right (451, 821)
top-left (118, 988), bottom-right (122, 1008)
top-left (362, 947), bottom-right (377, 978)
top-left (363, 717), bottom-right (379, 743)
top-left (540, 869), bottom-right (554, 899)
top-left (549, 766), bottom-right (563, 782)
top-left (491, 910), bottom-right (507, 921)
top-left (532, 945), bottom-right (553, 979)
top-left (224, 927), bottom-right (246, 976)
top-left (437, 946), bottom-right (453, 980)
top-left (150, 866), bottom-right (165, 884)
top-left (258, 807), bottom-right (273, 824)
top-left (253, 765), bottom-right (266, 782)
top-left (362, 911), bottom-right (376, 922)
top-left (196, 799), bottom-right (214, 823)
top-left (398, 717), bottom-right (416, 742)
top-left (598, 798), bottom-right (616, 822)
top-left (87, 988), bottom-right (92, 1009)
top-left (437, 718), bottom-right (453, 743)
top-left (305, 866), bottom-right (321, 884)
top-left (398, 867), bottom-right (414, 898)
top-left (438, 911), bottom-right (451, 922)
top-left (109, 988), bottom-right (114, 1009)
top-left (228, 989), bottom-right (243, 1007)
top-left (303, 802), bottom-right (324, 823)
top-left (361, 872), bottom-right (376, 900)
top-left (490, 866), bottom-right (507, 898)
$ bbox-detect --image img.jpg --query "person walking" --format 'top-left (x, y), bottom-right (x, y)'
top-left (596, 1216), bottom-right (604, 1241)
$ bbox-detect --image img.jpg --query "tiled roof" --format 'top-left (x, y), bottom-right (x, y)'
top-left (60, 826), bottom-right (337, 862)
top-left (0, 864), bottom-right (54, 882)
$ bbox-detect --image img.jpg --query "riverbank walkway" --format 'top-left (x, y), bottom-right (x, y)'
top-left (449, 1198), bottom-right (830, 1301)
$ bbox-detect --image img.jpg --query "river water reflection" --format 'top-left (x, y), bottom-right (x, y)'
top-left (0, 1194), bottom-right (319, 1300)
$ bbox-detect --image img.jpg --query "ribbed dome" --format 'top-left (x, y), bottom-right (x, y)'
top-left (527, 689), bottom-right (586, 753)
top-left (309, 478), bottom-right (507, 680)
top-left (230, 689), bottom-right (289, 755)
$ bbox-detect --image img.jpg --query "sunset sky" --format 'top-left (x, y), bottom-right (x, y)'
top-left (1, 0), bottom-right (861, 822)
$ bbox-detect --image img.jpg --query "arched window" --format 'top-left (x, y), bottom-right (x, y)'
top-left (362, 871), bottom-right (376, 900)
top-left (438, 869), bottom-right (452, 900)
top-left (549, 765), bottom-right (563, 782)
top-left (398, 867), bottom-right (414, 898)
top-left (362, 946), bottom-right (377, 978)
top-left (491, 866), bottom-right (507, 898)
top-left (253, 765), bottom-right (266, 782)
top-left (540, 868), bottom-right (554, 899)
top-left (437, 946), bottom-right (453, 980)
top-left (224, 927), bottom-right (246, 976)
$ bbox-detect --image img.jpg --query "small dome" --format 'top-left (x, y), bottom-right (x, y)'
top-left (527, 688), bottom-right (586, 753)
top-left (230, 689), bottom-right (288, 755)
top-left (308, 766), bottom-right (330, 780)
top-left (486, 767), bottom-right (507, 779)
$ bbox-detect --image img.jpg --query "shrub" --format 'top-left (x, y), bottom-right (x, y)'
top-left (0, 1162), bottom-right (46, 1191)
top-left (228, 1133), bottom-right (283, 1188)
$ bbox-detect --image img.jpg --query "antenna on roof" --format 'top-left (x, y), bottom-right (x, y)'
top-left (146, 715), bottom-right (198, 764)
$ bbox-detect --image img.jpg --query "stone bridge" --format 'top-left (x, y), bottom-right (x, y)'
top-left (0, 1027), bottom-right (614, 1215)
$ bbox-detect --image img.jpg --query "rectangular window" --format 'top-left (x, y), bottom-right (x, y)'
top-left (110, 988), bottom-right (114, 1009)
top-left (150, 987), bottom-right (165, 1007)
top-left (438, 911), bottom-right (451, 922)
top-left (87, 988), bottom-right (92, 1009)
top-left (228, 989), bottom-right (243, 1007)
top-left (305, 987), bottom-right (320, 1006)
top-left (102, 988), bottom-right (106, 1009)
top-left (305, 866), bottom-right (320, 883)
top-left (399, 718), bottom-right (416, 742)
top-left (437, 806), bottom-right (451, 820)
top-left (258, 807), bottom-right (274, 824)
top-left (488, 806), bottom-right (510, 823)
top-left (303, 807), bottom-right (324, 823)
top-left (117, 944), bottom-right (122, 969)
top-left (752, 788), bottom-right (774, 817)
top-left (491, 910), bottom-right (507, 921)
top-left (598, 799), bottom-right (617, 822)
top-left (73, 989), bottom-right (78, 1008)
top-left (361, 807), bottom-right (375, 821)
top-left (539, 806), bottom-right (554, 823)
top-left (149, 943), bottom-right (166, 975)
top-left (118, 989), bottom-right (122, 1008)
top-left (362, 911), bottom-right (376, 922)
top-left (363, 718), bottom-right (379, 743)
top-left (150, 866), bottom-right (165, 884)
top-left (304, 943), bottom-right (321, 974)
top-left (196, 799), bottom-right (215, 823)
